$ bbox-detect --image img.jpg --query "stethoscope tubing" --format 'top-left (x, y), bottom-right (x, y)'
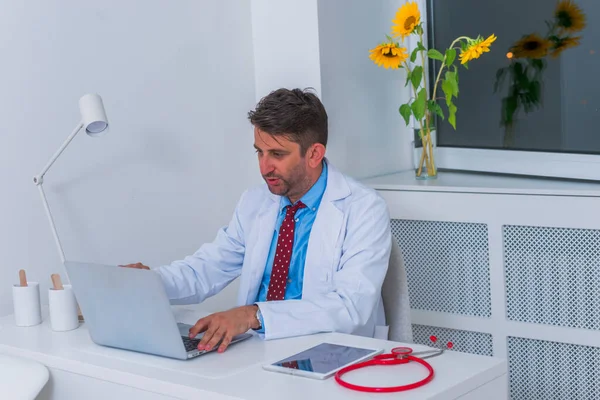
top-left (334, 349), bottom-right (435, 393)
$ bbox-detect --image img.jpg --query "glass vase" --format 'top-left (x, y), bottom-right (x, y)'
top-left (413, 128), bottom-right (437, 180)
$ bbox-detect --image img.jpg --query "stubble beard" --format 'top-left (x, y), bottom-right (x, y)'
top-left (264, 163), bottom-right (310, 201)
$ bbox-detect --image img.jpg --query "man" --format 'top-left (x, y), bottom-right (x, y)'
top-left (123, 88), bottom-right (392, 353)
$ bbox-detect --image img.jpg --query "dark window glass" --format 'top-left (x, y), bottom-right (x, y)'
top-left (428, 0), bottom-right (598, 154)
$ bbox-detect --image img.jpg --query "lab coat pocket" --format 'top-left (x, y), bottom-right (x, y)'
top-left (315, 247), bottom-right (340, 293)
top-left (318, 266), bottom-right (333, 291)
top-left (320, 245), bottom-right (343, 288)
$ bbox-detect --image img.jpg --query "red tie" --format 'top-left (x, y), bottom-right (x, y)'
top-left (266, 201), bottom-right (306, 301)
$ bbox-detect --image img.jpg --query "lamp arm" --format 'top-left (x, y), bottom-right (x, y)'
top-left (36, 184), bottom-right (66, 264)
top-left (32, 121), bottom-right (84, 268)
top-left (33, 121), bottom-right (83, 185)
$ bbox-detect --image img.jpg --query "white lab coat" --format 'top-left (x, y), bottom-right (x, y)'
top-left (155, 160), bottom-right (392, 340)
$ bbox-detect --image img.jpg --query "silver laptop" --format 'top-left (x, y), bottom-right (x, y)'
top-left (64, 261), bottom-right (253, 360)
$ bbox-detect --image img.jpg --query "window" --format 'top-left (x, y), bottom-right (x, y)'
top-left (425, 0), bottom-right (599, 180)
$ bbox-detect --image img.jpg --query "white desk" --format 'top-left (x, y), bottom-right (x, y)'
top-left (0, 306), bottom-right (508, 399)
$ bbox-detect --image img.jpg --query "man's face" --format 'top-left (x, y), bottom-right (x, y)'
top-left (254, 128), bottom-right (309, 200)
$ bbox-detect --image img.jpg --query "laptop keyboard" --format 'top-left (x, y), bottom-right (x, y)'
top-left (181, 336), bottom-right (202, 352)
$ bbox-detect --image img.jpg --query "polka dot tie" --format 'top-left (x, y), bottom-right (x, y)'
top-left (266, 201), bottom-right (306, 301)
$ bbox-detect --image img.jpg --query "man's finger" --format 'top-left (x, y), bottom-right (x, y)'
top-left (204, 328), bottom-right (226, 351)
top-left (217, 334), bottom-right (233, 353)
top-left (198, 327), bottom-right (218, 350)
top-left (189, 317), bottom-right (210, 338)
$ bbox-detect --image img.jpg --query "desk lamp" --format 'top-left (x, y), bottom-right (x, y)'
top-left (33, 94), bottom-right (109, 278)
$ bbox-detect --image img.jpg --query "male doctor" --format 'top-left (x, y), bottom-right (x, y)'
top-left (123, 88), bottom-right (392, 353)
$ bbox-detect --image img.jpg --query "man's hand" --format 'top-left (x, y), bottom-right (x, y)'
top-left (189, 305), bottom-right (260, 353)
top-left (119, 262), bottom-right (150, 270)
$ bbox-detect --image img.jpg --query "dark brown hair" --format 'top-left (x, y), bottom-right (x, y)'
top-left (248, 88), bottom-right (328, 155)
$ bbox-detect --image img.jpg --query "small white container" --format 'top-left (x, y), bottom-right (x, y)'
top-left (48, 284), bottom-right (79, 332)
top-left (12, 282), bottom-right (42, 327)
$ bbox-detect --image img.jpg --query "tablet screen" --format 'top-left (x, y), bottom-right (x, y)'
top-left (270, 343), bottom-right (377, 374)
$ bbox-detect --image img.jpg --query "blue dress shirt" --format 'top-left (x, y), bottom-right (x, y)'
top-left (255, 162), bottom-right (328, 331)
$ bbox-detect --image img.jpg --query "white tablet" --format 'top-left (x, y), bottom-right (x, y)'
top-left (262, 342), bottom-right (384, 380)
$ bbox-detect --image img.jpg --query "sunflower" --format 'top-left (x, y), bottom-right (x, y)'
top-left (459, 34), bottom-right (497, 64)
top-left (510, 34), bottom-right (552, 59)
top-left (391, 1), bottom-right (420, 41)
top-left (551, 36), bottom-right (581, 58)
top-left (369, 42), bottom-right (409, 69)
top-left (555, 0), bottom-right (586, 34)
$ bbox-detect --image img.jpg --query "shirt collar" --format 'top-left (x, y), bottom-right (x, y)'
top-left (280, 161), bottom-right (328, 212)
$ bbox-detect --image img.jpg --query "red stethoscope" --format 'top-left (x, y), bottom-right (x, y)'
top-left (335, 336), bottom-right (453, 393)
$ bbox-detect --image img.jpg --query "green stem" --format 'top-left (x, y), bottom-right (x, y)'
top-left (404, 61), bottom-right (431, 176)
top-left (419, 32), bottom-right (435, 175)
top-left (418, 32), bottom-right (429, 128)
top-left (431, 36), bottom-right (469, 102)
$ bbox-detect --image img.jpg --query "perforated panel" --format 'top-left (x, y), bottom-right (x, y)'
top-left (504, 225), bottom-right (600, 330)
top-left (508, 336), bottom-right (600, 400)
top-left (391, 219), bottom-right (490, 317)
top-left (412, 324), bottom-right (493, 356)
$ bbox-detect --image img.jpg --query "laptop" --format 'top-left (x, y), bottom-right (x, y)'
top-left (64, 261), bottom-right (253, 360)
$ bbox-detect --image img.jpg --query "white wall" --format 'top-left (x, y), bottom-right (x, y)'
top-left (317, 0), bottom-right (413, 178)
top-left (0, 0), bottom-right (413, 317)
top-left (251, 0), bottom-right (413, 180)
top-left (0, 0), bottom-right (258, 316)
top-left (251, 0), bottom-right (322, 98)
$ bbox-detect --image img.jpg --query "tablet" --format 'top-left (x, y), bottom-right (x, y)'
top-left (262, 342), bottom-right (383, 380)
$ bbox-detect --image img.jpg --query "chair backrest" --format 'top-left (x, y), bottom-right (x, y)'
top-left (381, 237), bottom-right (413, 342)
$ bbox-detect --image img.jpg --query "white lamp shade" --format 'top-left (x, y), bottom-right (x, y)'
top-left (78, 94), bottom-right (109, 136)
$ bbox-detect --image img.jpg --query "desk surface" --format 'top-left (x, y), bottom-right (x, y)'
top-left (0, 306), bottom-right (507, 400)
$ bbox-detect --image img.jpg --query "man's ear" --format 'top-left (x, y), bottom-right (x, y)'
top-left (306, 143), bottom-right (326, 168)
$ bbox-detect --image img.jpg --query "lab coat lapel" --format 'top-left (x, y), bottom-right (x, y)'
top-left (304, 161), bottom-right (351, 296)
top-left (243, 191), bottom-right (280, 304)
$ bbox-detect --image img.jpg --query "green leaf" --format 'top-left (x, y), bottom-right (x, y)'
top-left (462, 61), bottom-right (469, 70)
top-left (448, 102), bottom-right (457, 129)
top-left (427, 49), bottom-right (444, 61)
top-left (411, 66), bottom-right (423, 90)
top-left (529, 80), bottom-right (541, 104)
top-left (502, 96), bottom-right (519, 126)
top-left (411, 88), bottom-right (427, 121)
top-left (411, 42), bottom-right (427, 63)
top-left (445, 71), bottom-right (459, 96)
top-left (399, 104), bottom-right (412, 126)
top-left (513, 61), bottom-right (524, 76)
top-left (515, 66), bottom-right (529, 89)
top-left (405, 70), bottom-right (412, 87)
top-left (530, 58), bottom-right (545, 71)
top-left (445, 49), bottom-right (456, 66)
top-left (494, 68), bottom-right (507, 92)
top-left (410, 47), bottom-right (419, 63)
top-left (442, 79), bottom-right (454, 106)
top-left (427, 100), bottom-right (444, 120)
